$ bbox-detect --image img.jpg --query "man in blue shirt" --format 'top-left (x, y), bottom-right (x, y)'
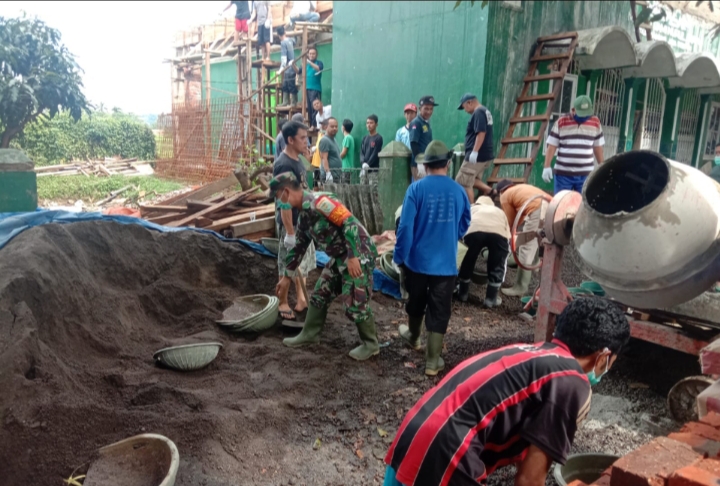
top-left (393, 140), bottom-right (471, 376)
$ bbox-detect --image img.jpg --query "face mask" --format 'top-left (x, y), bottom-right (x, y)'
top-left (573, 114), bottom-right (591, 124)
top-left (714, 155), bottom-right (720, 166)
top-left (586, 348), bottom-right (610, 386)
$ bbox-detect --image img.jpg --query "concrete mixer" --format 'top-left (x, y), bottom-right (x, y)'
top-left (509, 150), bottom-right (720, 423)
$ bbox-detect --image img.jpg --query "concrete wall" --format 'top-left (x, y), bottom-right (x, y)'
top-left (483, 0), bottom-right (635, 186)
top-left (332, 1), bottom-right (489, 154)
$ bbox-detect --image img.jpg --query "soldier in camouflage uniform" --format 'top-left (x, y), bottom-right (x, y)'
top-left (270, 171), bottom-right (380, 361)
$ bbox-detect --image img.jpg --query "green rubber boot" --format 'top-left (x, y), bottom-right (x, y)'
top-left (425, 332), bottom-right (445, 376)
top-left (282, 304), bottom-right (327, 347)
top-left (349, 315), bottom-right (380, 361)
top-left (501, 268), bottom-right (533, 297)
top-left (398, 315), bottom-right (423, 351)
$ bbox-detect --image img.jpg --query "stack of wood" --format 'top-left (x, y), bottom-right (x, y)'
top-left (140, 174), bottom-right (275, 241)
top-left (35, 157), bottom-right (148, 177)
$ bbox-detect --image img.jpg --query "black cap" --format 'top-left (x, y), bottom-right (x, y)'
top-left (495, 179), bottom-right (514, 193)
top-left (419, 95), bottom-right (439, 107)
top-left (457, 93), bottom-right (477, 110)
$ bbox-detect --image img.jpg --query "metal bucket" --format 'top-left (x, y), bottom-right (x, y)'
top-left (573, 150), bottom-right (720, 308)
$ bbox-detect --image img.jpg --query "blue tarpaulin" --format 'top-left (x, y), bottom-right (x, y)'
top-left (0, 209), bottom-right (330, 267)
top-left (373, 268), bottom-right (403, 300)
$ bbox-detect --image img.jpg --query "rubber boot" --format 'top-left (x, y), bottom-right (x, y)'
top-left (279, 91), bottom-right (289, 107)
top-left (349, 315), bottom-right (380, 361)
top-left (502, 268), bottom-right (532, 297)
top-left (425, 332), bottom-right (445, 376)
top-left (283, 304), bottom-right (327, 347)
top-left (456, 279), bottom-right (470, 303)
top-left (398, 315), bottom-right (423, 351)
top-left (290, 92), bottom-right (298, 107)
top-left (484, 285), bottom-right (502, 308)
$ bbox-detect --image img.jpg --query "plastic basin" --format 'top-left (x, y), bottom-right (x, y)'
top-left (261, 237), bottom-right (279, 255)
top-left (580, 281), bottom-right (606, 296)
top-left (153, 343), bottom-right (222, 371)
top-left (84, 433), bottom-right (179, 486)
top-left (216, 295), bottom-right (279, 333)
top-left (553, 453), bottom-right (619, 486)
top-left (380, 251), bottom-right (399, 281)
top-left (568, 287), bottom-right (594, 297)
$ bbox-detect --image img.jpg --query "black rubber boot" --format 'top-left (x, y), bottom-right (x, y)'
top-left (484, 285), bottom-right (502, 308)
top-left (456, 279), bottom-right (470, 303)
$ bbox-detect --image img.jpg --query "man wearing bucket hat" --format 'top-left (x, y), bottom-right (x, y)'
top-left (394, 140), bottom-right (471, 376)
top-left (383, 296), bottom-right (630, 486)
top-left (543, 95), bottom-right (605, 194)
top-left (270, 172), bottom-right (380, 361)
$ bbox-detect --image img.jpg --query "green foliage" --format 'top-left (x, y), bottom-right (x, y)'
top-left (0, 14), bottom-right (89, 147)
top-left (37, 175), bottom-right (183, 203)
top-left (15, 110), bottom-right (156, 166)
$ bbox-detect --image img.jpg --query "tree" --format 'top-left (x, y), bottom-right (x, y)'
top-left (631, 1), bottom-right (720, 43)
top-left (0, 14), bottom-right (89, 148)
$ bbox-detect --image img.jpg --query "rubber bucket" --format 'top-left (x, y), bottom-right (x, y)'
top-left (553, 453), bottom-right (619, 486)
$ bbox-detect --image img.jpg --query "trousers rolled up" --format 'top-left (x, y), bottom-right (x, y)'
top-left (517, 200), bottom-right (548, 267)
top-left (403, 266), bottom-right (456, 334)
top-left (459, 231), bottom-right (509, 288)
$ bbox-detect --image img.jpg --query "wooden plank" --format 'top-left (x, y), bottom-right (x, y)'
top-left (487, 177), bottom-right (527, 184)
top-left (530, 52), bottom-right (572, 62)
top-left (500, 136), bottom-right (541, 144)
top-left (492, 158), bottom-right (534, 165)
top-left (240, 229), bottom-right (275, 242)
top-left (231, 217), bottom-right (275, 238)
top-left (523, 72), bottom-right (564, 83)
top-left (98, 164), bottom-right (113, 176)
top-left (186, 200), bottom-right (214, 211)
top-left (537, 32), bottom-right (578, 42)
top-left (166, 187), bottom-right (258, 228)
top-left (517, 93), bottom-right (555, 103)
top-left (139, 204), bottom-right (188, 214)
top-left (146, 212), bottom-right (186, 225)
top-left (171, 174), bottom-right (238, 206)
top-left (204, 206), bottom-right (275, 232)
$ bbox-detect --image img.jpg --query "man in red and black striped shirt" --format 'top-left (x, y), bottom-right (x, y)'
top-left (383, 297), bottom-right (630, 486)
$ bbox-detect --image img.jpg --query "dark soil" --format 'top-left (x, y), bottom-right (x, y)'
top-left (0, 221), bottom-right (702, 486)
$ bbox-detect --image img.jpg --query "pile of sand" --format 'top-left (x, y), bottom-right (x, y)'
top-left (0, 221), bottom-right (277, 485)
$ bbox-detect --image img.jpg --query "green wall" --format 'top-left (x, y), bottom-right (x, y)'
top-left (332, 1), bottom-right (489, 154)
top-left (483, 1), bottom-right (635, 187)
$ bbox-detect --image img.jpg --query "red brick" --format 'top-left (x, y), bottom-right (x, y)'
top-left (669, 432), bottom-right (720, 457)
top-left (699, 411), bottom-right (720, 429)
top-left (694, 457), bottom-right (720, 475)
top-left (668, 465), bottom-right (720, 486)
top-left (681, 422), bottom-right (720, 443)
top-left (610, 437), bottom-right (702, 486)
top-left (590, 475), bottom-right (610, 486)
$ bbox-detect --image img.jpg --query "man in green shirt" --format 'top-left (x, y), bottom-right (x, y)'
top-left (305, 47), bottom-right (324, 126)
top-left (340, 119), bottom-right (356, 184)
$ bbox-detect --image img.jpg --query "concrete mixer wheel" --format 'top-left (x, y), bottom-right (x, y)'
top-left (667, 375), bottom-right (714, 424)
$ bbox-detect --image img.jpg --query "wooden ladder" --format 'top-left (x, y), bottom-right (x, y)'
top-left (487, 31), bottom-right (579, 185)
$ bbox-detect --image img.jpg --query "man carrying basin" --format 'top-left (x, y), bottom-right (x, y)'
top-left (270, 172), bottom-right (380, 361)
top-left (383, 296), bottom-right (630, 486)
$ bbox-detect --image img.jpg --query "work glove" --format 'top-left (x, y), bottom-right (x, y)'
top-left (264, 17), bottom-right (272, 29)
top-left (417, 164), bottom-right (426, 176)
top-left (468, 151), bottom-right (478, 163)
top-left (542, 167), bottom-right (554, 183)
top-left (283, 233), bottom-right (296, 250)
top-left (325, 171), bottom-right (333, 183)
top-left (360, 163), bottom-right (369, 178)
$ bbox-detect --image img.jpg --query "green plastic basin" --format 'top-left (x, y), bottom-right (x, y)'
top-left (580, 281), bottom-right (606, 296)
top-left (554, 453), bottom-right (619, 486)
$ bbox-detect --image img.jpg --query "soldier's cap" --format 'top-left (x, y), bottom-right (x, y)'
top-left (265, 171), bottom-right (298, 201)
top-left (573, 95), bottom-right (594, 117)
top-left (495, 179), bottom-right (514, 193)
top-left (419, 95), bottom-right (439, 107)
top-left (457, 93), bottom-right (477, 110)
top-left (417, 140), bottom-right (452, 164)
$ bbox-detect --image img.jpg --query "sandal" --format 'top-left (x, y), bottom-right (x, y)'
top-left (279, 309), bottom-right (296, 321)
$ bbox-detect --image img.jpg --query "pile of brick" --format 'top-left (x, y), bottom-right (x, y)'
top-left (570, 412), bottom-right (720, 486)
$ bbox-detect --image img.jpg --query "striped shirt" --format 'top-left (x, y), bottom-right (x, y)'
top-left (385, 340), bottom-right (591, 486)
top-left (547, 115), bottom-right (604, 177)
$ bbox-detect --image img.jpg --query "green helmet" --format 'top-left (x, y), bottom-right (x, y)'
top-left (418, 140), bottom-right (452, 164)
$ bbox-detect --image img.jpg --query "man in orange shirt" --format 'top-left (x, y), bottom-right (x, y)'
top-left (496, 179), bottom-right (549, 297)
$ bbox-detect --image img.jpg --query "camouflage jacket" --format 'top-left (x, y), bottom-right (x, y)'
top-left (285, 191), bottom-right (378, 274)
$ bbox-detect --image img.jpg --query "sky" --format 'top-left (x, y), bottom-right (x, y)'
top-left (0, 1), bottom-right (231, 116)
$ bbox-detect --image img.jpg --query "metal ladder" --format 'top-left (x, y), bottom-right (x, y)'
top-left (487, 31), bottom-right (579, 185)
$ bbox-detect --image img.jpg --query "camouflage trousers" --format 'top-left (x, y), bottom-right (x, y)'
top-left (310, 255), bottom-right (374, 324)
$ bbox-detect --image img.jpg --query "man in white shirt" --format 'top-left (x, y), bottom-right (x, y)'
top-left (313, 98), bottom-right (332, 130)
top-left (289, 0), bottom-right (320, 29)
